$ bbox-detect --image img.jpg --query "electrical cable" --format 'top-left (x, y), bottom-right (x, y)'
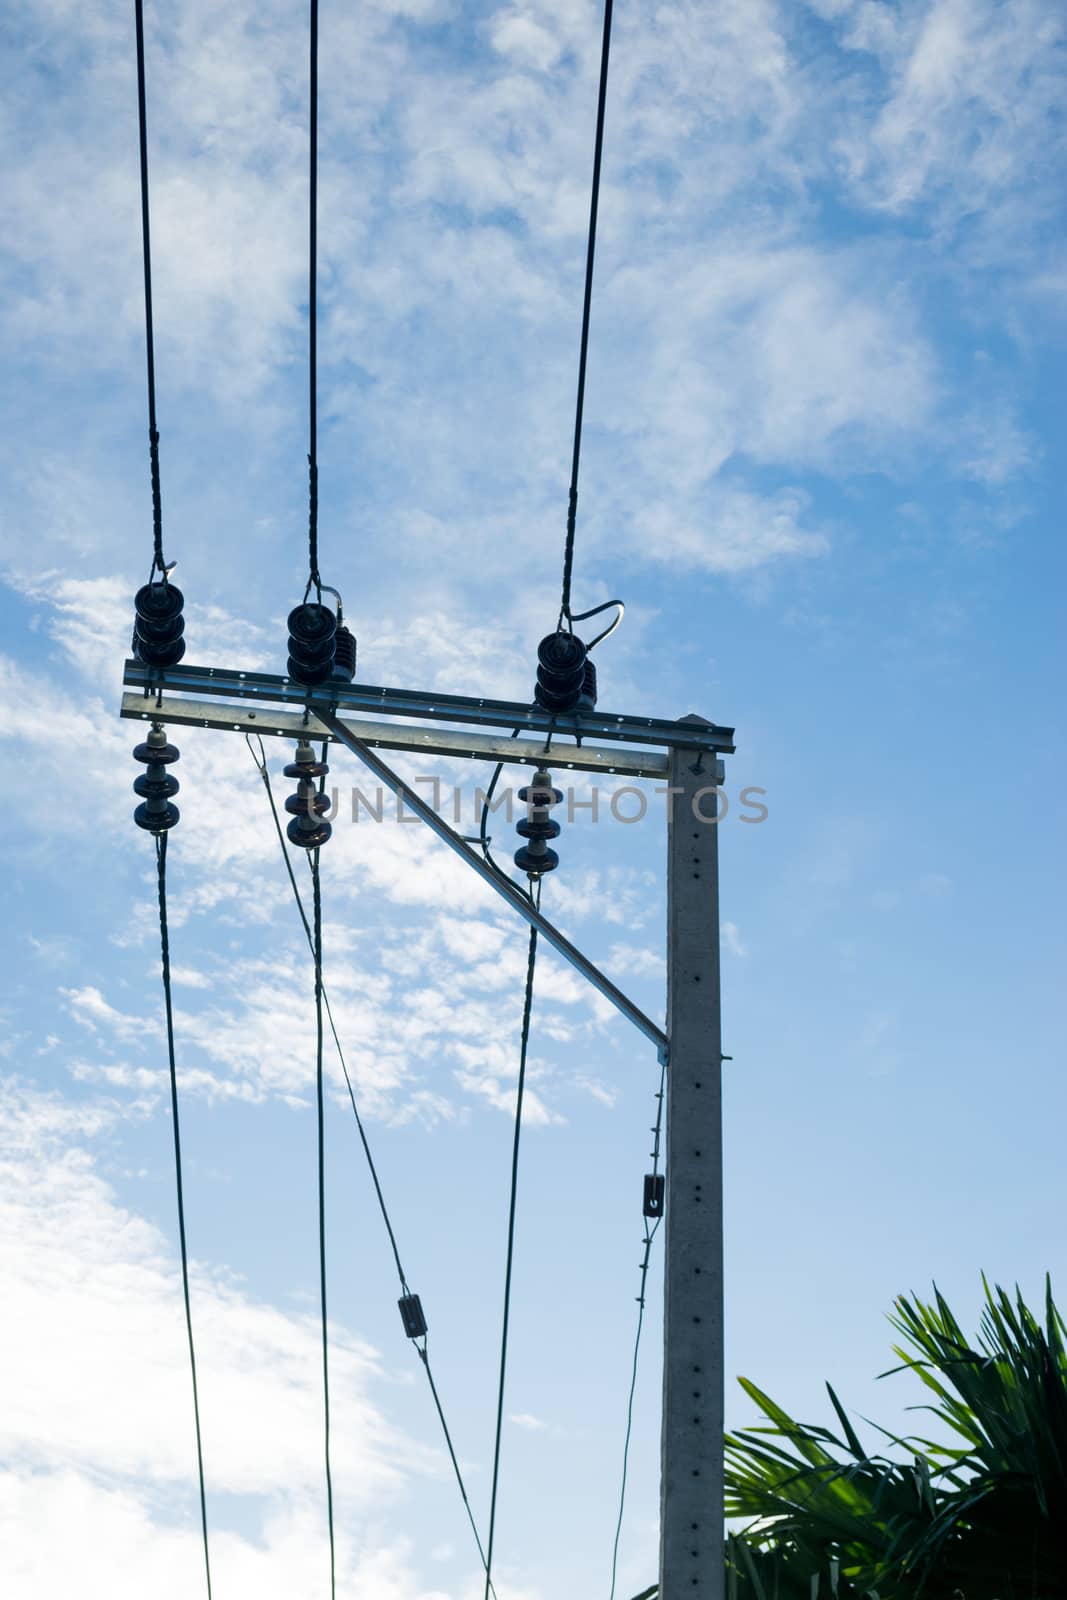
top-left (483, 904), bottom-right (541, 1600)
top-left (479, 735), bottom-right (536, 903)
top-left (310, 849), bottom-right (337, 1600)
top-left (569, 598), bottom-right (625, 652)
top-left (246, 736), bottom-right (498, 1593)
top-left (134, 0), bottom-right (166, 581)
top-left (306, 0), bottom-right (321, 598)
top-left (559, 0), bottom-right (616, 630)
top-left (154, 833), bottom-right (213, 1599)
top-left (608, 1056), bottom-right (667, 1600)
top-left (248, 735), bottom-right (406, 1281)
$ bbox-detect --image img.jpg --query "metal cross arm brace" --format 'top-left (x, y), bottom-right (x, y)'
top-left (316, 710), bottom-right (668, 1059)
top-left (119, 692), bottom-right (671, 780)
top-left (122, 660), bottom-right (736, 756)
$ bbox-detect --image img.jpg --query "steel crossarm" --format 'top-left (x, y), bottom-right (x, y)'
top-left (123, 660), bottom-right (736, 755)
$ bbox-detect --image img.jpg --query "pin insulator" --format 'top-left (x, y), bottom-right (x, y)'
top-left (534, 630), bottom-right (588, 713)
top-left (287, 602), bottom-right (337, 686)
top-left (132, 580), bottom-right (186, 668)
top-left (133, 724), bottom-right (180, 832)
top-left (514, 767), bottom-right (562, 877)
top-left (332, 623), bottom-right (357, 682)
top-left (283, 739), bottom-right (332, 849)
top-left (398, 1293), bottom-right (428, 1340)
top-left (643, 1174), bottom-right (665, 1219)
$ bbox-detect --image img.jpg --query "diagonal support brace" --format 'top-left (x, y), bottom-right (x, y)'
top-left (318, 710), bottom-right (667, 1060)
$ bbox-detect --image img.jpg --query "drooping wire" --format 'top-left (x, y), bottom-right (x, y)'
top-left (559, 0), bottom-right (616, 630)
top-left (484, 903), bottom-right (541, 1600)
top-left (306, 0), bottom-right (322, 598)
top-left (608, 1055), bottom-right (668, 1600)
top-left (570, 598), bottom-right (625, 652)
top-left (310, 849), bottom-right (337, 1599)
top-left (246, 736), bottom-right (497, 1593)
top-left (154, 833), bottom-right (213, 1599)
top-left (479, 735), bottom-right (536, 903)
top-left (134, 0), bottom-right (166, 580)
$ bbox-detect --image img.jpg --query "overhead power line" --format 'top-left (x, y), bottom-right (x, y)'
top-left (310, 848), bottom-right (338, 1600)
top-left (154, 834), bottom-right (214, 1598)
top-left (134, 0), bottom-right (166, 580)
top-left (483, 912), bottom-right (541, 1600)
top-left (247, 736), bottom-right (498, 1595)
top-left (559, 0), bottom-right (616, 629)
top-left (306, 0), bottom-right (321, 597)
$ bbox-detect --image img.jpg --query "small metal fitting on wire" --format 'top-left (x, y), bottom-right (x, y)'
top-left (132, 579), bottom-right (185, 668)
top-left (514, 767), bottom-right (562, 877)
top-left (398, 1293), bottom-right (428, 1340)
top-left (287, 602), bottom-right (337, 686)
top-left (284, 739), bottom-right (332, 849)
top-left (133, 723), bottom-right (180, 832)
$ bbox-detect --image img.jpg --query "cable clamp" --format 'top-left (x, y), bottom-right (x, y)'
top-left (399, 1292), bottom-right (428, 1340)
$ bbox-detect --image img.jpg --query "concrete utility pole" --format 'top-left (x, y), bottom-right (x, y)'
top-left (661, 724), bottom-right (725, 1599)
top-left (121, 660), bottom-right (733, 1594)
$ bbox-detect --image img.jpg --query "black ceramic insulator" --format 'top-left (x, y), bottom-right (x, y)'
top-left (135, 799), bottom-right (180, 832)
top-left (133, 725), bottom-right (181, 833)
top-left (287, 603), bottom-right (337, 686)
top-left (287, 815), bottom-right (332, 848)
top-left (285, 740), bottom-right (332, 850)
top-left (517, 782), bottom-right (564, 808)
top-left (134, 772), bottom-right (180, 800)
top-left (284, 791), bottom-right (332, 819)
top-left (135, 581), bottom-right (183, 629)
top-left (515, 816), bottom-right (561, 842)
top-left (514, 765), bottom-right (562, 877)
top-left (534, 630), bottom-right (588, 712)
top-left (515, 843), bottom-right (559, 874)
top-left (133, 738), bottom-right (180, 766)
top-left (283, 757), bottom-right (330, 781)
top-left (332, 624), bottom-right (357, 682)
top-left (133, 581), bottom-right (187, 668)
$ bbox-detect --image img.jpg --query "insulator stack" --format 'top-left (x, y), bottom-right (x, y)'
top-left (287, 602), bottom-right (337, 686)
top-left (284, 739), bottom-right (332, 849)
top-left (534, 630), bottom-right (588, 713)
top-left (514, 767), bottom-right (562, 877)
top-left (132, 580), bottom-right (185, 668)
top-left (133, 724), bottom-right (181, 833)
top-left (332, 622), bottom-right (357, 682)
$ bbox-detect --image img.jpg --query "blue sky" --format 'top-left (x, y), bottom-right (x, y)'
top-left (1, 0), bottom-right (1065, 1595)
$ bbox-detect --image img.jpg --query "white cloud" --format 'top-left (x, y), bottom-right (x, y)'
top-left (0, 1073), bottom-right (510, 1599)
top-left (0, 1077), bottom-right (425, 1498)
top-left (507, 1412), bottom-right (546, 1431)
top-left (0, 1471), bottom-right (494, 1600)
top-left (836, 0), bottom-right (1066, 228)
